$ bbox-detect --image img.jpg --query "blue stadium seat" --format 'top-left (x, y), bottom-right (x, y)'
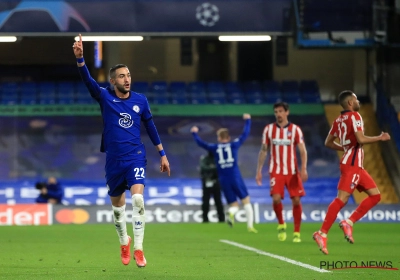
top-left (225, 81), bottom-right (241, 92)
top-left (246, 95), bottom-right (265, 104)
top-left (132, 82), bottom-right (149, 94)
top-left (228, 95), bottom-right (246, 104)
top-left (171, 96), bottom-right (188, 105)
top-left (19, 82), bottom-right (38, 105)
top-left (225, 82), bottom-right (245, 104)
top-left (169, 82), bottom-right (188, 101)
top-left (299, 80), bottom-right (321, 103)
top-left (281, 80), bottom-right (299, 96)
top-left (206, 81), bottom-right (224, 92)
top-left (151, 81), bottom-right (168, 103)
top-left (0, 82), bottom-right (19, 105)
top-left (265, 94), bottom-right (282, 104)
top-left (151, 81), bottom-right (168, 95)
top-left (190, 96), bottom-right (208, 104)
top-left (302, 95), bottom-right (321, 103)
top-left (283, 94), bottom-right (302, 104)
top-left (281, 80), bottom-right (301, 104)
top-left (38, 82), bottom-right (56, 97)
top-left (209, 96), bottom-right (226, 104)
top-left (38, 82), bottom-right (56, 104)
top-left (152, 96), bottom-right (169, 104)
top-left (300, 80), bottom-right (319, 95)
top-left (243, 81), bottom-right (262, 92)
top-left (264, 80), bottom-right (280, 94)
top-left (76, 96), bottom-right (95, 104)
top-left (188, 82), bottom-right (205, 95)
top-left (75, 82), bottom-right (88, 96)
top-left (188, 82), bottom-right (207, 102)
top-left (169, 81), bottom-right (187, 94)
top-left (57, 81), bottom-right (75, 104)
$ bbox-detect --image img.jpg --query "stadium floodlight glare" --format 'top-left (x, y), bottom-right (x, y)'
top-left (0, 36), bottom-right (17, 42)
top-left (74, 36), bottom-right (144, 42)
top-left (218, 35), bottom-right (271, 41)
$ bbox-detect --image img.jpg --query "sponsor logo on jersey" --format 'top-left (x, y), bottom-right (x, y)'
top-left (119, 113), bottom-right (134, 128)
top-left (112, 99), bottom-right (121, 102)
top-left (133, 105), bottom-right (140, 113)
top-left (272, 139), bottom-right (292, 146)
top-left (355, 120), bottom-right (362, 127)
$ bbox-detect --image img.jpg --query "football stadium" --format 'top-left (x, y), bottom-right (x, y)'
top-left (0, 0), bottom-right (399, 279)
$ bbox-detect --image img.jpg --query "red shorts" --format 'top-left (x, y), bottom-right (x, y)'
top-left (269, 173), bottom-right (305, 199)
top-left (338, 165), bottom-right (376, 193)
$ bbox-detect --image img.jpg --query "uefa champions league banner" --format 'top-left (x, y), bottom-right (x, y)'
top-left (0, 178), bottom-right (340, 205)
top-left (0, 0), bottom-right (292, 33)
top-left (0, 204), bottom-right (400, 225)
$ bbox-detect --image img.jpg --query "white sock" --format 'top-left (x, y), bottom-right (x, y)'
top-left (132, 194), bottom-right (145, 250)
top-left (112, 205), bottom-right (128, 245)
top-left (346, 219), bottom-right (354, 226)
top-left (244, 203), bottom-right (254, 228)
top-left (228, 206), bottom-right (239, 216)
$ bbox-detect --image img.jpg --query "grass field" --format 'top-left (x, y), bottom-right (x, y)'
top-left (0, 222), bottom-right (399, 279)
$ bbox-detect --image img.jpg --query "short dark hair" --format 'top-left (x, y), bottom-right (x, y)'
top-left (273, 102), bottom-right (289, 111)
top-left (109, 64), bottom-right (128, 79)
top-left (338, 90), bottom-right (354, 108)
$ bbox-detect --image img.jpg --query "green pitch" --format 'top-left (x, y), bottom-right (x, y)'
top-left (0, 223), bottom-right (399, 279)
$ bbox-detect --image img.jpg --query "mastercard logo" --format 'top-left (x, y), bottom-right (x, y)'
top-left (55, 209), bottom-right (90, 224)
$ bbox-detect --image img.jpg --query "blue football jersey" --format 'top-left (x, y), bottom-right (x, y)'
top-left (78, 65), bottom-right (153, 160)
top-left (193, 119), bottom-right (251, 179)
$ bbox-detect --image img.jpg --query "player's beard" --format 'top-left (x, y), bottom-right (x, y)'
top-left (115, 84), bottom-right (130, 94)
top-left (354, 103), bottom-right (360, 111)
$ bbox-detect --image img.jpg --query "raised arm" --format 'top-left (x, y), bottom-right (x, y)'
top-left (237, 113), bottom-right (251, 144)
top-left (72, 34), bottom-right (101, 100)
top-left (190, 126), bottom-right (212, 151)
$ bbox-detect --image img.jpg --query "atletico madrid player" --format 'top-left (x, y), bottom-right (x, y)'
top-left (256, 102), bottom-right (308, 243)
top-left (313, 90), bottom-right (390, 255)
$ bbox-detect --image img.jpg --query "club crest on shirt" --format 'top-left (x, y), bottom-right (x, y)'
top-left (287, 131), bottom-right (292, 137)
top-left (133, 105), bottom-right (140, 113)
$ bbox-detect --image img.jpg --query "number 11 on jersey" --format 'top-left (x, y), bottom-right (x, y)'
top-left (216, 145), bottom-right (234, 164)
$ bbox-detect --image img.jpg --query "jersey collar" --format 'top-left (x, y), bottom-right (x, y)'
top-left (340, 110), bottom-right (352, 114)
top-left (275, 121), bottom-right (291, 129)
top-left (108, 87), bottom-right (131, 100)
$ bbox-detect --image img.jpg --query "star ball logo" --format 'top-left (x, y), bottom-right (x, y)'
top-left (55, 208), bottom-right (90, 224)
top-left (320, 260), bottom-right (398, 271)
top-left (196, 2), bottom-right (220, 27)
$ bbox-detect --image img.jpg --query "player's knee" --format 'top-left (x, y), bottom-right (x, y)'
top-left (371, 193), bottom-right (381, 204)
top-left (132, 194), bottom-right (145, 215)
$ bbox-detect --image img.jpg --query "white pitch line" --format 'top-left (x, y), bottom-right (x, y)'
top-left (220, 239), bottom-right (331, 273)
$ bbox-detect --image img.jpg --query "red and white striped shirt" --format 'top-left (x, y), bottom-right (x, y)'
top-left (262, 122), bottom-right (304, 175)
top-left (329, 110), bottom-right (364, 167)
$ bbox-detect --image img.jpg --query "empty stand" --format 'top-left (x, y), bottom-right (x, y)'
top-left (0, 80), bottom-right (322, 105)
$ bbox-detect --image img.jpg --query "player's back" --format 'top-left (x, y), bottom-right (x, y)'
top-left (331, 110), bottom-right (364, 167)
top-left (213, 140), bottom-right (242, 177)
